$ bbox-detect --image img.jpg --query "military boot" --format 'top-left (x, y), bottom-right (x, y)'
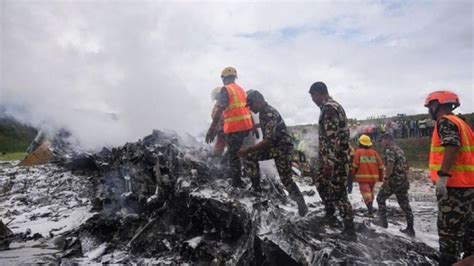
top-left (288, 183), bottom-right (308, 217)
top-left (372, 213), bottom-right (388, 228)
top-left (248, 181), bottom-right (262, 197)
top-left (250, 176), bottom-right (262, 193)
top-left (438, 254), bottom-right (458, 266)
top-left (232, 177), bottom-right (245, 189)
top-left (296, 197), bottom-right (309, 217)
top-left (341, 219), bottom-right (357, 240)
top-left (400, 217), bottom-right (415, 237)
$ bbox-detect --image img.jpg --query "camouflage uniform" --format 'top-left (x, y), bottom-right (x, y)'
top-left (316, 97), bottom-right (354, 223)
top-left (376, 142), bottom-right (414, 226)
top-left (436, 117), bottom-right (474, 264)
top-left (244, 105), bottom-right (307, 213)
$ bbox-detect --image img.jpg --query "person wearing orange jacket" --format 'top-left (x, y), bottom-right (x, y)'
top-left (350, 135), bottom-right (384, 216)
top-left (206, 67), bottom-right (254, 188)
top-left (424, 91), bottom-right (474, 265)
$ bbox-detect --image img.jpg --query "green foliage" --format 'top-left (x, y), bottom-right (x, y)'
top-left (0, 152), bottom-right (27, 161)
top-left (0, 117), bottom-right (37, 153)
top-left (372, 138), bottom-right (431, 169)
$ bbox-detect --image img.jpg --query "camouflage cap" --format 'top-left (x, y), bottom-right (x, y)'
top-left (246, 90), bottom-right (265, 105)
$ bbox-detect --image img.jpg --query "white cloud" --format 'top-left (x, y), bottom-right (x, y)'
top-left (1, 0), bottom-right (472, 149)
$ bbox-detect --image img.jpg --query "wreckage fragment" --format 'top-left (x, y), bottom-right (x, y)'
top-left (57, 130), bottom-right (439, 265)
top-left (0, 129), bottom-right (440, 264)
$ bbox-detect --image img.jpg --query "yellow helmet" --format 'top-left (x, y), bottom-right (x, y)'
top-left (221, 66), bottom-right (237, 78)
top-left (359, 134), bottom-right (372, 147)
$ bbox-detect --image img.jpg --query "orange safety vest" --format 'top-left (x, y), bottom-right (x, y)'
top-left (429, 115), bottom-right (474, 188)
top-left (352, 148), bottom-right (384, 183)
top-left (223, 83), bottom-right (253, 134)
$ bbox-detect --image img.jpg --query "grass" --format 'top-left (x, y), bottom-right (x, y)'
top-left (371, 138), bottom-right (431, 169)
top-left (397, 138), bottom-right (431, 169)
top-left (0, 117), bottom-right (37, 153)
top-left (0, 152), bottom-right (27, 161)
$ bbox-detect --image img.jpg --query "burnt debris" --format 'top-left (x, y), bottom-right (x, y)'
top-left (3, 130), bottom-right (439, 264)
top-left (60, 130), bottom-right (438, 264)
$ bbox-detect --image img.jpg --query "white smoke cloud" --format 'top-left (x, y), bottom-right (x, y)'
top-left (1, 1), bottom-right (472, 150)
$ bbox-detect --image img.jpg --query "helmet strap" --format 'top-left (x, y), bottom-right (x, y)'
top-left (431, 105), bottom-right (440, 120)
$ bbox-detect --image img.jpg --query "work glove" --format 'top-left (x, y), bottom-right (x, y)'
top-left (436, 175), bottom-right (448, 197)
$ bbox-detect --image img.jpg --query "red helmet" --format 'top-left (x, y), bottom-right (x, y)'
top-left (424, 90), bottom-right (460, 107)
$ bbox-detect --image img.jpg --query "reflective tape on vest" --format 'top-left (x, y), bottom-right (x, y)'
top-left (224, 114), bottom-right (252, 123)
top-left (223, 83), bottom-right (253, 134)
top-left (359, 156), bottom-right (378, 164)
top-left (429, 115), bottom-right (474, 187)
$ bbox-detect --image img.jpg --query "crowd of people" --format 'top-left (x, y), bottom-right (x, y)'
top-left (351, 114), bottom-right (474, 143)
top-left (350, 118), bottom-right (436, 143)
top-left (206, 66), bottom-right (473, 265)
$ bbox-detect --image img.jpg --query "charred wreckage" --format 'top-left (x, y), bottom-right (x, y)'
top-left (0, 130), bottom-right (439, 265)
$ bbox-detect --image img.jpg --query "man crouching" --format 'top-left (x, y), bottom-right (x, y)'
top-left (238, 90), bottom-right (308, 216)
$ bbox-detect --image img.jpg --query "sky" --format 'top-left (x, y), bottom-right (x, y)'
top-left (1, 0), bottom-right (473, 149)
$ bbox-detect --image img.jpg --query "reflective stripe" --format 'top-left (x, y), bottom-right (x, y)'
top-left (223, 83), bottom-right (253, 134)
top-left (227, 86), bottom-right (241, 110)
top-left (359, 156), bottom-right (378, 164)
top-left (355, 174), bottom-right (379, 178)
top-left (229, 102), bottom-right (246, 108)
top-left (429, 164), bottom-right (474, 172)
top-left (429, 115), bottom-right (474, 187)
top-left (431, 145), bottom-right (474, 153)
top-left (430, 146), bottom-right (444, 153)
top-left (224, 114), bottom-right (252, 123)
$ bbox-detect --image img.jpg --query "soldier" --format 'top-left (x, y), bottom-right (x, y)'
top-left (373, 133), bottom-right (415, 237)
top-left (206, 67), bottom-right (253, 188)
top-left (210, 87), bottom-right (226, 156)
top-left (424, 91), bottom-right (473, 265)
top-left (238, 90), bottom-right (308, 216)
top-left (308, 81), bottom-right (356, 238)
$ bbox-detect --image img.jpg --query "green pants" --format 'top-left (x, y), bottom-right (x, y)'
top-left (315, 164), bottom-right (354, 222)
top-left (437, 187), bottom-right (474, 263)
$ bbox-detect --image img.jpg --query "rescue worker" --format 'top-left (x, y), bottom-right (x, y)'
top-left (350, 134), bottom-right (384, 216)
top-left (424, 91), bottom-right (473, 265)
top-left (295, 136), bottom-right (307, 163)
top-left (238, 90), bottom-right (308, 216)
top-left (206, 67), bottom-right (253, 188)
top-left (309, 81), bottom-right (356, 238)
top-left (373, 133), bottom-right (415, 237)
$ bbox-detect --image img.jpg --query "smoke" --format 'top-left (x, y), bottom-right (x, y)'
top-left (2, 1), bottom-right (472, 151)
top-left (1, 2), bottom-right (209, 150)
top-left (290, 126), bottom-right (319, 160)
top-left (349, 123), bottom-right (378, 139)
